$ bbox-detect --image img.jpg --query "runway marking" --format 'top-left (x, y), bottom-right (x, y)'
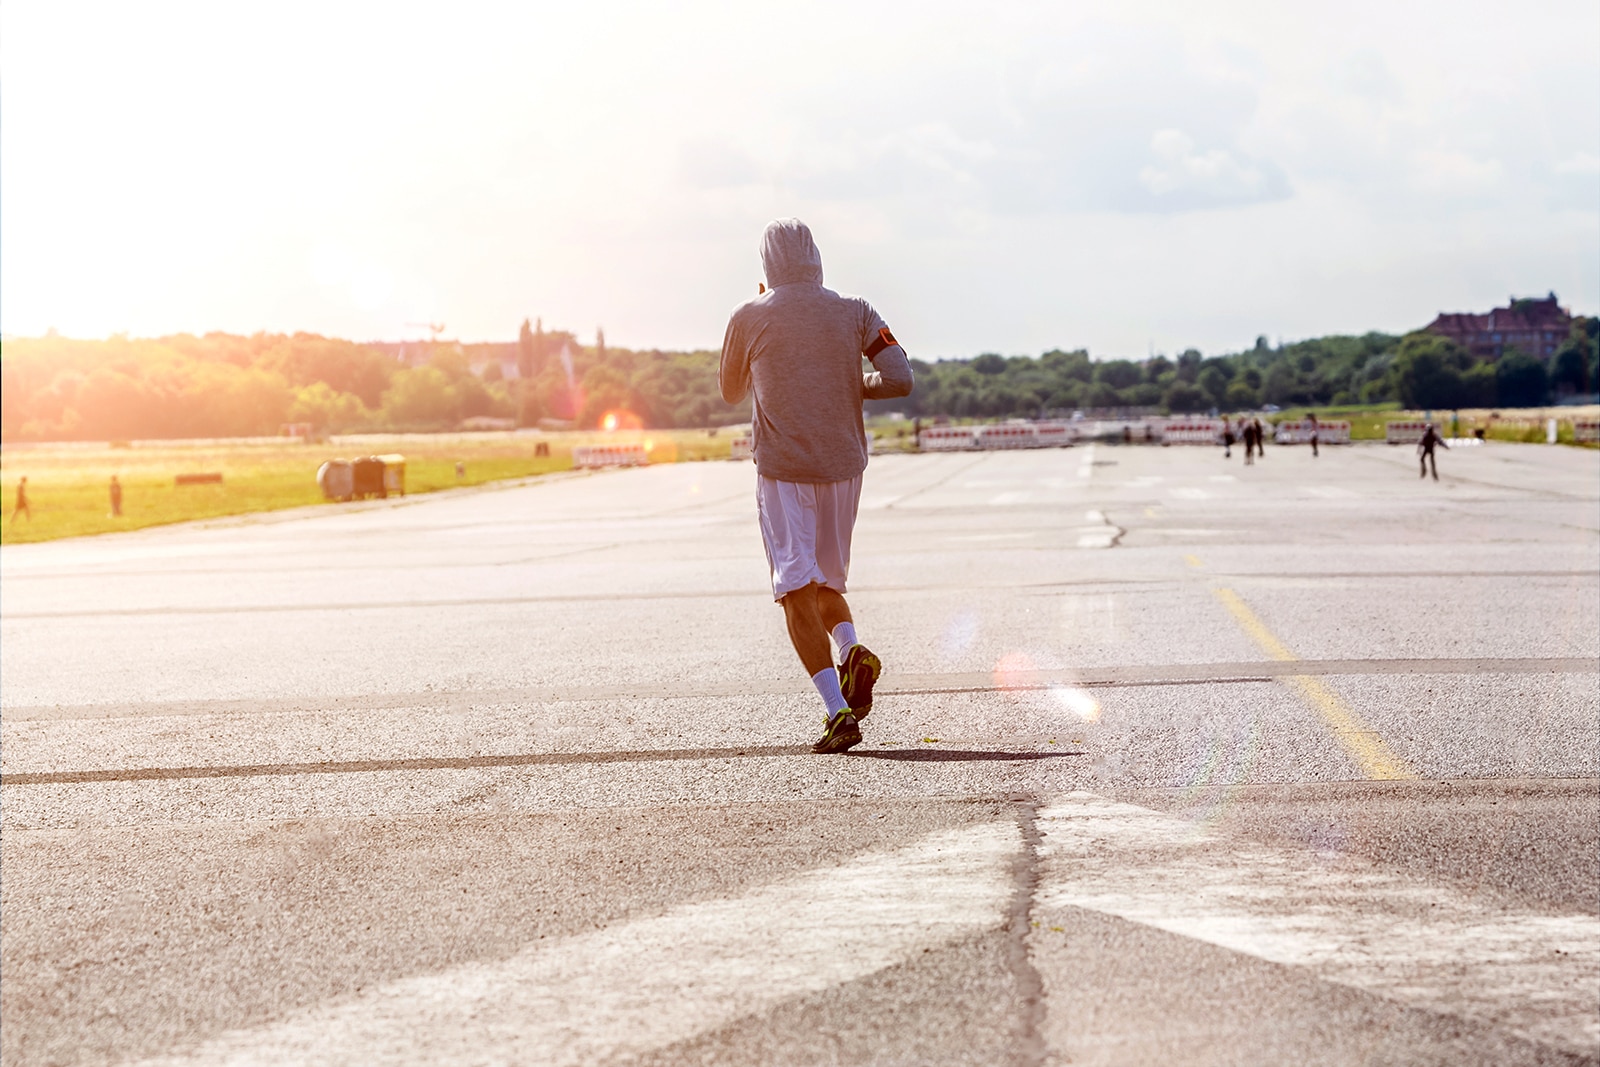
top-left (1168, 487), bottom-right (1211, 500)
top-left (6, 658), bottom-right (1591, 724)
top-left (1073, 509), bottom-right (1122, 549)
top-left (1212, 588), bottom-right (1416, 780)
top-left (123, 821), bottom-right (1022, 1067)
top-left (1035, 792), bottom-right (1600, 1055)
top-left (1184, 554), bottom-right (1204, 568)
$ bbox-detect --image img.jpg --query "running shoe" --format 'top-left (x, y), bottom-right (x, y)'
top-left (812, 712), bottom-right (862, 754)
top-left (838, 644), bottom-right (882, 719)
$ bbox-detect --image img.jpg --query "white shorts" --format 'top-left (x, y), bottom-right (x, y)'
top-left (756, 475), bottom-right (863, 602)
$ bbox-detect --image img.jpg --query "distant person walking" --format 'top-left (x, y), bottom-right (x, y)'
top-left (1241, 420), bottom-right (1257, 465)
top-left (720, 218), bottom-right (914, 754)
top-left (1222, 419), bottom-right (1235, 459)
top-left (1418, 423), bottom-right (1448, 481)
top-left (1308, 414), bottom-right (1320, 458)
top-left (10, 476), bottom-right (30, 524)
top-left (109, 475), bottom-right (123, 518)
top-left (1252, 417), bottom-right (1268, 459)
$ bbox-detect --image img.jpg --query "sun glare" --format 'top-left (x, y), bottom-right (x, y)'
top-left (600, 410), bottom-right (643, 432)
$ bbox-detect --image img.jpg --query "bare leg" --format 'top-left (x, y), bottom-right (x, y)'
top-left (780, 583), bottom-right (834, 676)
top-left (817, 586), bottom-right (853, 634)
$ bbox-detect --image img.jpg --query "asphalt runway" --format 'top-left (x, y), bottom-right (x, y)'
top-left (3, 438), bottom-right (1597, 1066)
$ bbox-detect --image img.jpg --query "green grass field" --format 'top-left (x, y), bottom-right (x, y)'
top-left (0, 429), bottom-right (741, 545)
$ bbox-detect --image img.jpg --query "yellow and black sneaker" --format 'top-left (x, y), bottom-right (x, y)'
top-left (812, 712), bottom-right (862, 754)
top-left (839, 645), bottom-right (882, 719)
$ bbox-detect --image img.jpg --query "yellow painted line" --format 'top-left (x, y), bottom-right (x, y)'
top-left (1184, 554), bottom-right (1204, 568)
top-left (1212, 587), bottom-right (1416, 780)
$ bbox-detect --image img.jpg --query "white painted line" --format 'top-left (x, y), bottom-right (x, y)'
top-left (990, 491), bottom-right (1032, 505)
top-left (1077, 444), bottom-right (1096, 478)
top-left (1302, 486), bottom-right (1360, 499)
top-left (128, 821), bottom-right (1022, 1067)
top-left (1085, 510), bottom-right (1106, 523)
top-left (1075, 532), bottom-right (1115, 549)
top-left (1168, 487), bottom-right (1211, 500)
top-left (1035, 793), bottom-right (1600, 1054)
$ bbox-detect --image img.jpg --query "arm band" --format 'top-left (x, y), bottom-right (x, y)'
top-left (864, 326), bottom-right (898, 360)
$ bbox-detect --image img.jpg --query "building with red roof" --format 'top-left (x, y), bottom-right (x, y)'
top-left (1425, 292), bottom-right (1572, 361)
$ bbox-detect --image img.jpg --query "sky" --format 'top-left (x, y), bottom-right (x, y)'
top-left (3, 0), bottom-right (1597, 359)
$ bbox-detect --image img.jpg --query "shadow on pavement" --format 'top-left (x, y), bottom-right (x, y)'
top-left (849, 748), bottom-right (1085, 763)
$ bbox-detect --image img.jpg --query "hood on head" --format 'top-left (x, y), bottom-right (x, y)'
top-left (760, 218), bottom-right (823, 288)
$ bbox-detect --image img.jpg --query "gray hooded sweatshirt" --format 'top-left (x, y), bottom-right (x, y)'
top-left (720, 219), bottom-right (914, 484)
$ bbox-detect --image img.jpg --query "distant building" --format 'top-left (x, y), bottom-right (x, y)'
top-left (1426, 292), bottom-right (1572, 360)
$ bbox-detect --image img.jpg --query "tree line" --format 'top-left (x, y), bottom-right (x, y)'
top-left (870, 318), bottom-right (1596, 420)
top-left (0, 323), bottom-right (747, 441)
top-left (1, 317), bottom-right (1593, 441)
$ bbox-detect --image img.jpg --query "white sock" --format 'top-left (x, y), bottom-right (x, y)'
top-left (831, 621), bottom-right (858, 659)
top-left (811, 667), bottom-right (850, 718)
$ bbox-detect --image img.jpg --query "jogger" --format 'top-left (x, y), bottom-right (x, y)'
top-left (720, 219), bottom-right (914, 753)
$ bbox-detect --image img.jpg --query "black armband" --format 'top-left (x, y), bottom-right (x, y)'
top-left (864, 326), bottom-right (899, 360)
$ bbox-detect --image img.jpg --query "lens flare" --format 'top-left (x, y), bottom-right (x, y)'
top-left (599, 409), bottom-right (642, 432)
top-left (1049, 684), bottom-right (1101, 722)
top-left (940, 610), bottom-right (979, 657)
top-left (993, 651), bottom-right (1036, 692)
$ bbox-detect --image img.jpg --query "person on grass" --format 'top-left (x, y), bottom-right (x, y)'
top-left (719, 218), bottom-right (915, 754)
top-left (10, 476), bottom-right (30, 524)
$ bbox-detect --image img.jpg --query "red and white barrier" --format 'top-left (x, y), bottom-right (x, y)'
top-left (975, 423), bottom-right (1039, 450)
top-left (573, 443), bottom-right (648, 469)
top-left (730, 435), bottom-right (753, 461)
top-left (918, 426), bottom-right (977, 451)
top-left (1162, 419), bottom-right (1224, 445)
top-left (1574, 421), bottom-right (1600, 443)
top-left (1275, 419), bottom-right (1351, 445)
top-left (1385, 420), bottom-right (1430, 444)
top-left (1034, 421), bottom-right (1077, 447)
top-left (917, 420), bottom-right (1079, 451)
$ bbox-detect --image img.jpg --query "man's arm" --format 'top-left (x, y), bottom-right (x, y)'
top-left (860, 315), bottom-right (913, 400)
top-left (719, 315), bottom-right (750, 404)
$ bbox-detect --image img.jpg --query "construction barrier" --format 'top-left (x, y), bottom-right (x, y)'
top-left (915, 421), bottom-right (1079, 451)
top-left (1575, 421), bottom-right (1600, 443)
top-left (975, 423), bottom-right (1038, 449)
top-left (1162, 419), bottom-right (1224, 445)
top-left (730, 435), bottom-right (753, 461)
top-left (1385, 420), bottom-right (1430, 444)
top-left (1034, 421), bottom-right (1077, 447)
top-left (573, 443), bottom-right (648, 469)
top-left (918, 426), bottom-right (977, 451)
top-left (1275, 420), bottom-right (1352, 445)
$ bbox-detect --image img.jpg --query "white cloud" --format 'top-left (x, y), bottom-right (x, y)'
top-left (1138, 129), bottom-right (1284, 206)
top-left (1409, 150), bottom-right (1505, 196)
top-left (1556, 152), bottom-right (1600, 176)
